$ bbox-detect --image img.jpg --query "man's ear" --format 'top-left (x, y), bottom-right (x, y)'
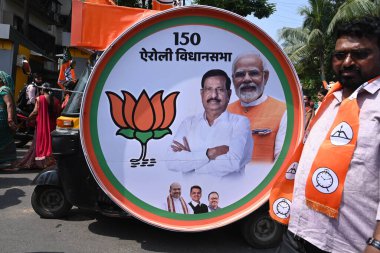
top-left (264, 71), bottom-right (269, 85)
top-left (227, 89), bottom-right (232, 99)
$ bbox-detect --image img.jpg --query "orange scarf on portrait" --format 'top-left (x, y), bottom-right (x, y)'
top-left (167, 195), bottom-right (189, 214)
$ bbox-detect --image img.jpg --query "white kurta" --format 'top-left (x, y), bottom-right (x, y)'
top-left (166, 111), bottom-right (253, 177)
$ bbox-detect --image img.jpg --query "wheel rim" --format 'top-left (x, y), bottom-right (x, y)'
top-left (253, 216), bottom-right (278, 241)
top-left (39, 188), bottom-right (65, 212)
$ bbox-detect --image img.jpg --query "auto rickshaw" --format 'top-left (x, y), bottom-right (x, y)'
top-left (31, 53), bottom-right (129, 218)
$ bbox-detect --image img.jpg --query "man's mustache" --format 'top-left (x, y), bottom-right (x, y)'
top-left (239, 83), bottom-right (257, 91)
top-left (207, 98), bottom-right (221, 103)
top-left (339, 66), bottom-right (360, 74)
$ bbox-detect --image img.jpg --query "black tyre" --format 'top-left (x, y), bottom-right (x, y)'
top-left (31, 185), bottom-right (73, 218)
top-left (242, 211), bottom-right (286, 249)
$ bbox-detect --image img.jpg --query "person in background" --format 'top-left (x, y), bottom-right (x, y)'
top-left (14, 83), bottom-right (61, 169)
top-left (303, 95), bottom-right (314, 130)
top-left (25, 73), bottom-right (43, 113)
top-left (0, 71), bottom-right (17, 169)
top-left (315, 88), bottom-right (328, 113)
top-left (61, 60), bottom-right (77, 110)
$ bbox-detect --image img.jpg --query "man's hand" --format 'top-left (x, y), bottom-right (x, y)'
top-left (207, 145), bottom-right (229, 160)
top-left (364, 245), bottom-right (380, 253)
top-left (171, 137), bottom-right (191, 152)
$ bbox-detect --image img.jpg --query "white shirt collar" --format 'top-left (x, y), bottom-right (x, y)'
top-left (240, 94), bottom-right (268, 107)
top-left (364, 76), bottom-right (380, 94)
top-left (201, 110), bottom-right (229, 123)
top-left (333, 77), bottom-right (380, 102)
top-left (191, 200), bottom-right (200, 206)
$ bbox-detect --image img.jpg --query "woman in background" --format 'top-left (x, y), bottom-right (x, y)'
top-left (0, 71), bottom-right (17, 168)
top-left (15, 82), bottom-right (61, 169)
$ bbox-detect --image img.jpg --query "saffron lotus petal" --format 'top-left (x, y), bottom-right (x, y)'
top-left (160, 92), bottom-right (179, 129)
top-left (150, 91), bottom-right (164, 130)
top-left (106, 91), bottom-right (128, 128)
top-left (122, 91), bottom-right (137, 129)
top-left (133, 90), bottom-right (155, 131)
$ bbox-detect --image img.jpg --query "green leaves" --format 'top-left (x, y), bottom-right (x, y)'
top-left (117, 128), bottom-right (172, 144)
top-left (192, 0), bottom-right (275, 18)
top-left (117, 128), bottom-right (135, 139)
top-left (153, 129), bottom-right (171, 139)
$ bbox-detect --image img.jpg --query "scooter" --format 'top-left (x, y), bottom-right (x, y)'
top-left (14, 107), bottom-right (34, 148)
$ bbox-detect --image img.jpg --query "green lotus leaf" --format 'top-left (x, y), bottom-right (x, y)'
top-left (153, 129), bottom-right (172, 139)
top-left (135, 131), bottom-right (153, 144)
top-left (117, 128), bottom-right (135, 139)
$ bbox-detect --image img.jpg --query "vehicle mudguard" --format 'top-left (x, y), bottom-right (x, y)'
top-left (31, 166), bottom-right (61, 186)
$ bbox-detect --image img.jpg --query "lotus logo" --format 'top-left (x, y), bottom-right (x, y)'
top-left (106, 89), bottom-right (179, 167)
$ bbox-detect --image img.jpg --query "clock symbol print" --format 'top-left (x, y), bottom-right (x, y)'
top-left (273, 198), bottom-right (291, 219)
top-left (312, 168), bottom-right (339, 193)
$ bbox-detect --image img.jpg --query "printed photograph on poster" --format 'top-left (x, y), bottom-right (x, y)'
top-left (98, 25), bottom-right (286, 212)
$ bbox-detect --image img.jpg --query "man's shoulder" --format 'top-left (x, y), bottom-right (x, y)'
top-left (227, 96), bottom-right (286, 109)
top-left (266, 96), bottom-right (286, 107)
top-left (226, 111), bottom-right (251, 125)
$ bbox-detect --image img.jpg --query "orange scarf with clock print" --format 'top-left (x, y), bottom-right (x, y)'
top-left (269, 77), bottom-right (379, 224)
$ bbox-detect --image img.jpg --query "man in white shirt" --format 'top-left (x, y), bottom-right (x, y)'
top-left (167, 69), bottom-right (253, 178)
top-left (163, 182), bottom-right (192, 214)
top-left (25, 73), bottom-right (43, 112)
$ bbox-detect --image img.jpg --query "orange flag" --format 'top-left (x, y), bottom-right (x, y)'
top-left (57, 48), bottom-right (73, 89)
top-left (71, 0), bottom-right (158, 50)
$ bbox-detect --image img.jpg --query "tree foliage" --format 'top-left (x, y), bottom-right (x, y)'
top-left (279, 0), bottom-right (380, 95)
top-left (279, 0), bottom-right (336, 95)
top-left (192, 0), bottom-right (276, 18)
top-left (328, 0), bottom-right (380, 34)
top-left (115, 0), bottom-right (144, 8)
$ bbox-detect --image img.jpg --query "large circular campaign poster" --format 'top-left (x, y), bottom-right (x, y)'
top-left (81, 6), bottom-right (304, 231)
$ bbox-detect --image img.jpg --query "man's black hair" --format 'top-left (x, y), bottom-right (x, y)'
top-left (190, 185), bottom-right (202, 193)
top-left (201, 69), bottom-right (231, 90)
top-left (208, 191), bottom-right (219, 199)
top-left (335, 17), bottom-right (380, 48)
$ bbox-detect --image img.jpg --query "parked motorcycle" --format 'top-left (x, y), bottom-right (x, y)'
top-left (14, 107), bottom-right (35, 148)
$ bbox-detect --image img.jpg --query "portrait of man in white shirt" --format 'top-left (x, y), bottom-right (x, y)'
top-left (166, 69), bottom-right (253, 178)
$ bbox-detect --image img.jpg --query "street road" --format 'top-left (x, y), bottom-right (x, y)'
top-left (0, 145), bottom-right (278, 253)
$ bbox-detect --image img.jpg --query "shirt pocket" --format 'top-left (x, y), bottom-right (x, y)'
top-left (352, 117), bottom-right (379, 165)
